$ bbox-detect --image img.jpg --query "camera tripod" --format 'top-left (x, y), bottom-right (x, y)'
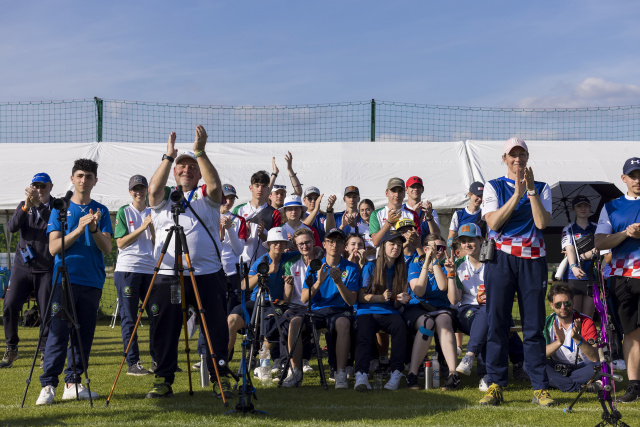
top-left (105, 198), bottom-right (228, 407)
top-left (21, 202), bottom-right (94, 408)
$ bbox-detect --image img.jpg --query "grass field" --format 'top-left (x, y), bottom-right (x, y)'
top-left (1, 319), bottom-right (639, 427)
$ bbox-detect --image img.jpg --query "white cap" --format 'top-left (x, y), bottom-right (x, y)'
top-left (262, 227), bottom-right (289, 248)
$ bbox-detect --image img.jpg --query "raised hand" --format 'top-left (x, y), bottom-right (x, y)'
top-left (285, 151), bottom-right (294, 171)
top-left (553, 321), bottom-right (566, 343)
top-left (443, 249), bottom-right (455, 274)
top-left (78, 212), bottom-right (94, 231)
top-left (524, 167), bottom-right (535, 191)
top-left (571, 318), bottom-right (583, 341)
top-left (220, 216), bottom-right (233, 230)
top-left (317, 263), bottom-right (329, 283)
top-left (193, 125), bottom-right (207, 152)
top-left (256, 221), bottom-right (265, 237)
top-left (313, 194), bottom-right (324, 213)
top-left (515, 168), bottom-right (526, 198)
top-left (24, 186), bottom-right (38, 208)
top-left (388, 209), bottom-right (401, 225)
top-left (626, 223), bottom-right (640, 239)
top-left (326, 195), bottom-right (337, 210)
top-left (283, 275), bottom-right (294, 287)
top-left (167, 132), bottom-right (178, 158)
top-left (272, 157), bottom-right (280, 176)
top-left (328, 266), bottom-right (343, 283)
top-left (142, 215), bottom-right (153, 230)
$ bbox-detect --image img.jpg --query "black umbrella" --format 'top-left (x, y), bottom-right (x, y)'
top-left (545, 181), bottom-right (623, 263)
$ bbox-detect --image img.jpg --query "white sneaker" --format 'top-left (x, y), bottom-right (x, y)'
top-left (457, 346), bottom-right (462, 358)
top-left (192, 362), bottom-right (201, 371)
top-left (282, 368), bottom-right (303, 388)
top-left (36, 385), bottom-right (56, 406)
top-left (302, 359), bottom-right (313, 373)
top-left (479, 375), bottom-right (490, 392)
top-left (335, 370), bottom-right (348, 389)
top-left (384, 370), bottom-right (404, 390)
top-left (345, 366), bottom-right (355, 379)
top-left (456, 354), bottom-right (474, 376)
top-left (62, 383), bottom-right (99, 400)
top-left (354, 372), bottom-right (371, 391)
top-left (612, 359), bottom-right (626, 371)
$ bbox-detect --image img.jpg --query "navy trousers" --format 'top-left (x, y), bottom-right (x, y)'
top-left (546, 360), bottom-right (599, 392)
top-left (485, 250), bottom-right (548, 389)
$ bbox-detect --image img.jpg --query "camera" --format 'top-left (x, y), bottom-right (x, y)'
top-left (257, 257), bottom-right (270, 275)
top-left (479, 239), bottom-right (495, 263)
top-left (554, 364), bottom-right (573, 377)
top-left (19, 245), bottom-right (35, 264)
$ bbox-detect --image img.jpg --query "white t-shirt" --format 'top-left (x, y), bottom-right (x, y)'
top-left (151, 186), bottom-right (222, 275)
top-left (455, 257), bottom-right (485, 306)
top-left (114, 204), bottom-right (156, 274)
top-left (220, 213), bottom-right (247, 275)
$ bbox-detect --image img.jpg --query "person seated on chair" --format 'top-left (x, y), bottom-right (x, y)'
top-left (454, 224), bottom-right (528, 391)
top-left (403, 234), bottom-right (460, 391)
top-left (353, 230), bottom-right (411, 391)
top-left (37, 159), bottom-right (112, 406)
top-left (227, 227), bottom-right (299, 361)
top-left (301, 228), bottom-right (360, 389)
top-left (543, 283), bottom-right (599, 392)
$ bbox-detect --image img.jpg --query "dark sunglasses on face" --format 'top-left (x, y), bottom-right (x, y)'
top-left (32, 183), bottom-right (46, 189)
top-left (554, 300), bottom-right (572, 309)
top-left (434, 245), bottom-right (446, 252)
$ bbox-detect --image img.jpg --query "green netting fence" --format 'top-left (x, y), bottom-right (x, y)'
top-left (2, 98), bottom-right (640, 143)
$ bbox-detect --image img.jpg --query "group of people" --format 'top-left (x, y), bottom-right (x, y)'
top-left (2, 130), bottom-right (639, 409)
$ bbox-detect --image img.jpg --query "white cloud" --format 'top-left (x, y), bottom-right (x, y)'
top-left (519, 78), bottom-right (640, 108)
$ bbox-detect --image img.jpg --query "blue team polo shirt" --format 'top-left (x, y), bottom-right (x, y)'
top-left (303, 257), bottom-right (360, 310)
top-left (407, 259), bottom-right (451, 308)
top-left (249, 251), bottom-right (300, 302)
top-left (356, 262), bottom-right (400, 317)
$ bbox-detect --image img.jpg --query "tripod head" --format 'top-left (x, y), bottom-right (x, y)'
top-left (170, 185), bottom-right (186, 221)
top-left (53, 190), bottom-right (73, 223)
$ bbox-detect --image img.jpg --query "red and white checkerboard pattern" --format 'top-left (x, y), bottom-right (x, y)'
top-left (610, 256), bottom-right (640, 277)
top-left (496, 237), bottom-right (545, 259)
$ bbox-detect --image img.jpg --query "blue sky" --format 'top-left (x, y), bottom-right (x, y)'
top-left (2, 1), bottom-right (640, 108)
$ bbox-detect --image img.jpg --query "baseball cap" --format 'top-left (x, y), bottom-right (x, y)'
top-left (395, 218), bottom-right (416, 231)
top-left (379, 230), bottom-right (406, 245)
top-left (571, 195), bottom-right (590, 208)
top-left (272, 184), bottom-right (287, 193)
top-left (128, 174), bottom-right (148, 190)
top-left (406, 176), bottom-right (424, 188)
top-left (456, 223), bottom-right (482, 239)
top-left (222, 183), bottom-right (238, 198)
top-left (279, 195), bottom-right (308, 215)
top-left (175, 151), bottom-right (197, 164)
top-left (386, 177), bottom-right (405, 191)
top-left (503, 137), bottom-right (529, 155)
top-left (32, 173), bottom-right (52, 184)
top-left (623, 157), bottom-right (640, 175)
top-left (325, 228), bottom-right (346, 241)
top-left (343, 186), bottom-right (360, 197)
top-left (303, 186), bottom-right (321, 198)
top-left (262, 227), bottom-right (289, 248)
top-left (469, 182), bottom-right (484, 196)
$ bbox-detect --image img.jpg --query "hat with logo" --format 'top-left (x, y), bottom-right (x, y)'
top-left (456, 223), bottom-right (483, 239)
top-left (343, 186), bottom-right (360, 197)
top-left (263, 226), bottom-right (289, 248)
top-left (279, 195), bottom-right (308, 215)
top-left (406, 176), bottom-right (424, 188)
top-left (571, 195), bottom-right (591, 208)
top-left (503, 137), bottom-right (529, 155)
top-left (395, 218), bottom-right (416, 231)
top-left (272, 184), bottom-right (287, 193)
top-left (623, 157), bottom-right (640, 175)
top-left (469, 182), bottom-right (484, 196)
top-left (32, 173), bottom-right (52, 184)
top-left (386, 177), bottom-right (405, 191)
top-left (379, 230), bottom-right (407, 245)
top-left (303, 186), bottom-right (321, 198)
top-left (128, 174), bottom-right (148, 190)
top-left (222, 183), bottom-right (238, 198)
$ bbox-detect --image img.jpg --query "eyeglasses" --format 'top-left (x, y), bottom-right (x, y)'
top-left (554, 300), bottom-right (572, 309)
top-left (31, 183), bottom-right (46, 189)
top-left (297, 241), bottom-right (313, 247)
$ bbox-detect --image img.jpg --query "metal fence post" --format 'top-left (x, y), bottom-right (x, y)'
top-left (370, 99), bottom-right (375, 142)
top-left (94, 97), bottom-right (103, 142)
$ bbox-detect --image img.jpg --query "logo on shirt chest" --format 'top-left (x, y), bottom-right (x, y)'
top-left (341, 270), bottom-right (348, 280)
top-left (294, 272), bottom-right (300, 277)
top-left (463, 274), bottom-right (470, 281)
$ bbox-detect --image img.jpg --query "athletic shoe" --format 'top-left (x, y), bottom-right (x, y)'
top-left (456, 354), bottom-right (474, 376)
top-left (586, 380), bottom-right (602, 393)
top-left (62, 383), bottom-right (99, 400)
top-left (335, 370), bottom-right (348, 389)
top-left (478, 375), bottom-right (490, 392)
top-left (612, 359), bottom-right (626, 371)
top-left (532, 389), bottom-right (555, 407)
top-left (302, 359), bottom-right (313, 373)
top-left (345, 366), bottom-right (354, 379)
top-left (354, 372), bottom-right (371, 391)
top-left (456, 346), bottom-right (462, 358)
top-left (282, 369), bottom-right (303, 388)
top-left (213, 375), bottom-right (234, 399)
top-left (618, 383), bottom-right (640, 403)
top-left (406, 372), bottom-right (420, 390)
top-left (512, 362), bottom-right (530, 381)
top-left (148, 361), bottom-right (157, 373)
top-left (328, 369), bottom-right (336, 382)
top-left (146, 377), bottom-right (173, 398)
top-left (440, 373), bottom-right (461, 391)
top-left (384, 370), bottom-right (404, 390)
top-left (127, 361), bottom-right (150, 376)
top-left (0, 347), bottom-right (19, 368)
top-left (479, 384), bottom-right (503, 406)
top-left (175, 366), bottom-right (183, 373)
top-left (36, 385), bottom-right (56, 405)
top-left (192, 362), bottom-right (201, 371)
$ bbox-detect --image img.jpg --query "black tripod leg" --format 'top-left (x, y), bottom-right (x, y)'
top-left (310, 317), bottom-right (328, 391)
top-left (278, 314), bottom-right (304, 387)
top-left (21, 270), bottom-right (60, 408)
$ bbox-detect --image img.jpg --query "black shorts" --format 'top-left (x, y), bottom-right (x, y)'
top-left (610, 276), bottom-right (640, 334)
top-left (402, 304), bottom-right (456, 330)
top-left (568, 279), bottom-right (589, 296)
top-left (312, 306), bottom-right (353, 336)
top-left (230, 299), bottom-right (283, 343)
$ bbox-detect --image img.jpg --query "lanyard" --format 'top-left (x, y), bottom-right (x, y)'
top-left (182, 188), bottom-right (196, 209)
top-left (556, 313), bottom-right (581, 366)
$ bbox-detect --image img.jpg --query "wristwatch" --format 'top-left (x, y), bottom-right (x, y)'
top-left (527, 189), bottom-right (538, 196)
top-left (162, 154), bottom-right (175, 163)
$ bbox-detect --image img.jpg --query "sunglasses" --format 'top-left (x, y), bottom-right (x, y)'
top-left (554, 300), bottom-right (572, 309)
top-left (434, 244), bottom-right (446, 252)
top-left (31, 183), bottom-right (46, 189)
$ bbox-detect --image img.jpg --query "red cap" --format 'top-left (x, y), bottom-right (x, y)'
top-left (406, 176), bottom-right (423, 187)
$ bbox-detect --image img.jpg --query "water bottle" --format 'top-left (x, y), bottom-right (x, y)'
top-left (170, 279), bottom-right (181, 304)
top-left (432, 354), bottom-right (440, 388)
top-left (199, 353), bottom-right (209, 387)
top-left (424, 361), bottom-right (433, 389)
top-left (259, 345), bottom-right (272, 387)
